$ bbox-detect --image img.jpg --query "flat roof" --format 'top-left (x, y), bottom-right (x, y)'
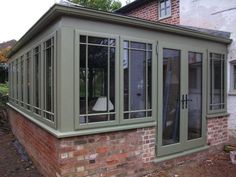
top-left (8, 3), bottom-right (231, 58)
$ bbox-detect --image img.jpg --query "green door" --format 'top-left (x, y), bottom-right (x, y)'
top-left (157, 44), bottom-right (206, 157)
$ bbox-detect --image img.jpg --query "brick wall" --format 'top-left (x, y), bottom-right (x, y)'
top-left (8, 108), bottom-right (156, 177)
top-left (207, 116), bottom-right (229, 146)
top-left (124, 0), bottom-right (180, 25)
top-left (8, 108), bottom-right (229, 177)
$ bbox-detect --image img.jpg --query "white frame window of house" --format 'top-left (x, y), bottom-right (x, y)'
top-left (159, 0), bottom-right (171, 19)
top-left (208, 52), bottom-right (226, 113)
top-left (230, 61), bottom-right (236, 93)
top-left (8, 34), bottom-right (57, 128)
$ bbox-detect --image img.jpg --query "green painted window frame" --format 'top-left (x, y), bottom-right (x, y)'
top-left (159, 0), bottom-right (172, 20)
top-left (207, 51), bottom-right (227, 114)
top-left (75, 31), bottom-right (120, 130)
top-left (120, 36), bottom-right (156, 125)
top-left (229, 61), bottom-right (236, 93)
top-left (8, 32), bottom-right (57, 129)
top-left (75, 32), bottom-right (157, 130)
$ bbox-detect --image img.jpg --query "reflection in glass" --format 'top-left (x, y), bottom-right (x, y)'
top-left (123, 41), bottom-right (152, 119)
top-left (162, 49), bottom-right (180, 146)
top-left (79, 37), bottom-right (116, 124)
top-left (188, 52), bottom-right (202, 140)
top-left (210, 53), bottom-right (225, 110)
top-left (34, 46), bottom-right (41, 114)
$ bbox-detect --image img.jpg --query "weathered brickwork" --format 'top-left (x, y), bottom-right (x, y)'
top-left (124, 0), bottom-right (180, 25)
top-left (9, 108), bottom-right (229, 177)
top-left (8, 108), bottom-right (156, 177)
top-left (207, 116), bottom-right (229, 146)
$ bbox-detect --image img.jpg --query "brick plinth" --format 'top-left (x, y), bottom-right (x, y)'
top-left (8, 108), bottom-right (156, 177)
top-left (124, 0), bottom-right (180, 25)
top-left (207, 116), bottom-right (229, 146)
top-left (8, 107), bottom-right (229, 177)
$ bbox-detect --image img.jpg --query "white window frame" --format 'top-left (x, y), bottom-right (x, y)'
top-left (159, 0), bottom-right (172, 20)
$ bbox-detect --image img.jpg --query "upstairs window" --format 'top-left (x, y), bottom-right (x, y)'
top-left (209, 53), bottom-right (225, 111)
top-left (159, 0), bottom-right (171, 19)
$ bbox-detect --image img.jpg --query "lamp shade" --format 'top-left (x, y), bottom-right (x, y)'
top-left (92, 97), bottom-right (114, 111)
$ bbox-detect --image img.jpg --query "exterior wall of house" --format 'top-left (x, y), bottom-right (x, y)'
top-left (8, 108), bottom-right (228, 177)
top-left (179, 0), bottom-right (236, 137)
top-left (123, 0), bottom-right (180, 24)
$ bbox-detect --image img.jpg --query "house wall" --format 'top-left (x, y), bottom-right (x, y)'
top-left (8, 108), bottom-right (228, 177)
top-left (123, 0), bottom-right (180, 24)
top-left (179, 0), bottom-right (236, 137)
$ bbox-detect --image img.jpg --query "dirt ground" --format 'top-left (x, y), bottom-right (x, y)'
top-left (0, 114), bottom-right (236, 177)
top-left (0, 117), bottom-right (42, 177)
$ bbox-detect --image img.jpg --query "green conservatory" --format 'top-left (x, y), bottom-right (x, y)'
top-left (7, 4), bottom-right (230, 174)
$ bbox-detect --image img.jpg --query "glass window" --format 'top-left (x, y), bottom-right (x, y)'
top-left (79, 35), bottom-right (116, 124)
top-left (43, 38), bottom-right (54, 121)
top-left (159, 0), bottom-right (171, 18)
top-left (16, 59), bottom-right (19, 104)
top-left (162, 48), bottom-right (180, 145)
top-left (20, 56), bottom-right (24, 107)
top-left (234, 65), bottom-right (236, 90)
top-left (26, 52), bottom-right (31, 110)
top-left (209, 53), bottom-right (225, 111)
top-left (33, 46), bottom-right (41, 114)
top-left (123, 41), bottom-right (152, 119)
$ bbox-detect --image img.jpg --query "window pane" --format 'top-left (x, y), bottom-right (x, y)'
top-left (80, 35), bottom-right (86, 43)
top-left (123, 41), bottom-right (152, 119)
top-left (234, 65), bottom-right (236, 90)
top-left (130, 42), bottom-right (146, 49)
top-left (88, 37), bottom-right (108, 45)
top-left (80, 44), bottom-right (86, 116)
top-left (160, 9), bottom-right (166, 17)
top-left (210, 53), bottom-right (225, 110)
top-left (163, 49), bottom-right (180, 145)
top-left (44, 38), bottom-right (54, 121)
top-left (188, 52), bottom-right (202, 140)
top-left (34, 46), bottom-right (41, 114)
top-left (166, 6), bottom-right (171, 16)
top-left (79, 36), bottom-right (116, 124)
top-left (166, 0), bottom-right (171, 7)
top-left (20, 56), bottom-right (24, 106)
top-left (26, 52), bottom-right (31, 109)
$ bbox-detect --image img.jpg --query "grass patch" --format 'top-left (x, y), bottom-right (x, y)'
top-left (0, 83), bottom-right (8, 106)
top-left (0, 83), bottom-right (8, 96)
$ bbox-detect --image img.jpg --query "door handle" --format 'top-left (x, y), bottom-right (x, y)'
top-left (181, 94), bottom-right (185, 109)
top-left (185, 94), bottom-right (192, 109)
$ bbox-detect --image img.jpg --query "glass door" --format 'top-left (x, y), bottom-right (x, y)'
top-left (157, 47), bottom-right (206, 157)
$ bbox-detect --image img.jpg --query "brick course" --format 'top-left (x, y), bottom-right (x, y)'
top-left (8, 108), bottom-right (229, 177)
top-left (207, 116), bottom-right (229, 146)
top-left (124, 0), bottom-right (180, 25)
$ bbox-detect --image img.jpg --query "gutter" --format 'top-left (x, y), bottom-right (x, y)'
top-left (7, 3), bottom-right (232, 58)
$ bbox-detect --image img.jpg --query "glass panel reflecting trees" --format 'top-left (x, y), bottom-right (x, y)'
top-left (162, 49), bottom-right (180, 146)
top-left (188, 52), bottom-right (202, 140)
top-left (123, 41), bottom-right (152, 119)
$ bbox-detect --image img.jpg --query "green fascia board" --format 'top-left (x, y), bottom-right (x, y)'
top-left (8, 3), bottom-right (231, 58)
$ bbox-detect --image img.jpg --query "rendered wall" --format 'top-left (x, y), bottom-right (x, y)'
top-left (179, 0), bottom-right (236, 137)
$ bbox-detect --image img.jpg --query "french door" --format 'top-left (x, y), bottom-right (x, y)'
top-left (157, 44), bottom-right (206, 157)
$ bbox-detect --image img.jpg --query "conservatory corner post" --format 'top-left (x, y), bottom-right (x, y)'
top-left (57, 27), bottom-right (75, 132)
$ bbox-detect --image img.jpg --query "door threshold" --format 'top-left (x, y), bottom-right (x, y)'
top-left (154, 145), bottom-right (209, 163)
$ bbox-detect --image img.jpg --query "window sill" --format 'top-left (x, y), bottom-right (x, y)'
top-left (228, 92), bottom-right (236, 96)
top-left (8, 103), bottom-right (156, 138)
top-left (158, 14), bottom-right (172, 21)
top-left (206, 112), bottom-right (230, 119)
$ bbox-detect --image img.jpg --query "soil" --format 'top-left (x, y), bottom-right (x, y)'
top-left (0, 109), bottom-right (42, 177)
top-left (0, 109), bottom-right (236, 177)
